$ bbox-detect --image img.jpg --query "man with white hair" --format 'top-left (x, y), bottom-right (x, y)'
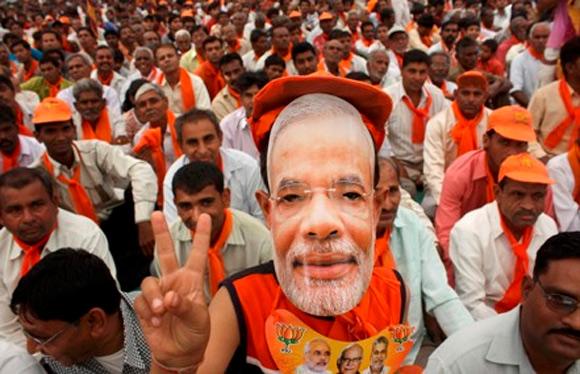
top-left (134, 76), bottom-right (414, 372)
top-left (120, 47), bottom-right (161, 101)
top-left (297, 339), bottom-right (332, 374)
top-left (367, 49), bottom-right (398, 89)
top-left (175, 29), bottom-right (193, 56)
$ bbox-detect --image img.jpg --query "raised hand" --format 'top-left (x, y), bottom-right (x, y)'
top-left (134, 211), bottom-right (211, 370)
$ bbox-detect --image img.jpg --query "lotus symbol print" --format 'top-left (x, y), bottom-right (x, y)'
top-left (275, 322), bottom-right (305, 353)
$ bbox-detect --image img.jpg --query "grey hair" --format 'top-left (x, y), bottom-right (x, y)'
top-left (65, 53), bottom-right (92, 67)
top-left (529, 21), bottom-right (551, 36)
top-left (368, 49), bottom-right (389, 62)
top-left (134, 46), bottom-right (154, 59)
top-left (73, 78), bottom-right (104, 101)
top-left (303, 338), bottom-right (329, 355)
top-left (175, 29), bottom-right (191, 40)
top-left (135, 82), bottom-right (166, 102)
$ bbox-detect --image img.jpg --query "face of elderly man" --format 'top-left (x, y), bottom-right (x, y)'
top-left (134, 49), bottom-right (155, 77)
top-left (304, 339), bottom-right (331, 372)
top-left (337, 344), bottom-right (363, 374)
top-left (258, 94), bottom-right (381, 316)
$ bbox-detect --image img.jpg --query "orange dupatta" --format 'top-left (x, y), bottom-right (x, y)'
top-left (450, 101), bottom-right (485, 157)
top-left (374, 229), bottom-right (396, 270)
top-left (42, 152), bottom-right (99, 223)
top-left (2, 142), bottom-right (21, 172)
top-left (567, 142), bottom-right (580, 204)
top-left (48, 77), bottom-right (63, 98)
top-left (157, 68), bottom-right (196, 112)
top-left (22, 60), bottom-right (38, 82)
top-left (527, 46), bottom-right (544, 61)
top-left (81, 109), bottom-right (112, 143)
top-left (133, 127), bottom-right (166, 206)
top-left (97, 71), bottom-right (113, 86)
top-left (14, 228), bottom-right (54, 277)
top-left (195, 208), bottom-right (233, 296)
top-left (484, 155), bottom-right (496, 203)
top-left (544, 79), bottom-right (580, 150)
top-left (402, 94), bottom-right (432, 144)
top-left (495, 214), bottom-right (534, 313)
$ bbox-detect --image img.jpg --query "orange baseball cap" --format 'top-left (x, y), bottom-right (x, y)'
top-left (250, 75), bottom-right (392, 152)
top-left (498, 153), bottom-right (554, 185)
top-left (457, 71), bottom-right (488, 91)
top-left (289, 10), bottom-right (302, 18)
top-left (181, 9), bottom-right (195, 18)
top-left (33, 98), bottom-right (73, 125)
top-left (487, 105), bottom-right (536, 142)
top-left (319, 12), bottom-right (334, 21)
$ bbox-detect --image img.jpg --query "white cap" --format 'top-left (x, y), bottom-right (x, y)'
top-left (387, 25), bottom-right (407, 38)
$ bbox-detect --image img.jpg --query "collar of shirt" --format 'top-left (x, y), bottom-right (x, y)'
top-left (471, 149), bottom-right (488, 182)
top-left (45, 141), bottom-right (81, 177)
top-left (175, 210), bottom-right (246, 250)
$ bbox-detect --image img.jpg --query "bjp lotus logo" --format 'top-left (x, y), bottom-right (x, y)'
top-left (389, 325), bottom-right (414, 352)
top-left (275, 322), bottom-right (305, 353)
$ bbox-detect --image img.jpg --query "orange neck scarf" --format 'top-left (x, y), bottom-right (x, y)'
top-left (146, 66), bottom-right (159, 81)
top-left (484, 155), bottom-right (496, 203)
top-left (133, 127), bottom-right (166, 206)
top-left (23, 59), bottom-right (38, 82)
top-left (42, 152), bottom-right (99, 223)
top-left (339, 53), bottom-right (353, 73)
top-left (157, 68), bottom-right (196, 112)
top-left (81, 109), bottom-right (112, 143)
top-left (229, 39), bottom-right (241, 53)
top-left (402, 93), bottom-right (432, 144)
top-left (395, 53), bottom-right (404, 68)
top-left (440, 80), bottom-right (450, 97)
top-left (197, 208), bottom-right (233, 296)
top-left (227, 86), bottom-right (242, 107)
top-left (527, 46), bottom-right (544, 61)
top-left (495, 213), bottom-right (534, 313)
top-left (544, 79), bottom-right (580, 150)
top-left (361, 37), bottom-right (374, 47)
top-left (47, 77), bottom-right (63, 98)
top-left (14, 227), bottom-right (54, 277)
top-left (374, 228), bottom-right (396, 270)
top-left (14, 106), bottom-right (33, 137)
top-left (97, 71), bottom-right (113, 86)
top-left (567, 142), bottom-right (580, 204)
top-left (420, 34), bottom-right (433, 47)
top-left (450, 101), bottom-right (485, 157)
top-left (2, 141), bottom-right (21, 172)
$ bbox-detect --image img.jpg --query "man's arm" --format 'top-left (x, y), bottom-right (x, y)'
top-left (423, 115), bottom-right (447, 205)
top-left (548, 159), bottom-right (580, 231)
top-left (509, 56), bottom-right (529, 107)
top-left (0, 280), bottom-right (25, 347)
top-left (193, 75), bottom-right (212, 110)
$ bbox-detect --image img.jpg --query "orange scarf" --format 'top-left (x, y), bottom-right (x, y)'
top-left (394, 53), bottom-right (404, 69)
top-left (361, 37), bottom-right (374, 47)
top-left (374, 229), bottom-right (396, 270)
top-left (402, 94), bottom-right (432, 144)
top-left (227, 86), bottom-right (242, 107)
top-left (195, 62), bottom-right (225, 100)
top-left (544, 79), bottom-right (580, 150)
top-left (228, 39), bottom-right (241, 53)
top-left (81, 109), bottom-right (112, 143)
top-left (420, 34), bottom-right (433, 48)
top-left (440, 81), bottom-right (450, 97)
top-left (157, 68), bottom-right (196, 112)
top-left (97, 71), bottom-right (113, 86)
top-left (42, 152), bottom-right (99, 223)
top-left (495, 214), bottom-right (534, 313)
top-left (450, 101), bottom-right (485, 157)
top-left (567, 142), bottom-right (580, 204)
top-left (14, 106), bottom-right (33, 137)
top-left (339, 53), bottom-right (353, 73)
top-left (23, 60), bottom-right (38, 82)
top-left (14, 228), bottom-right (54, 277)
top-left (484, 155), bottom-right (496, 203)
top-left (146, 66), bottom-right (159, 81)
top-left (47, 77), bottom-right (63, 98)
top-left (527, 46), bottom-right (544, 61)
top-left (197, 208), bottom-right (233, 296)
top-left (2, 141), bottom-right (21, 172)
top-left (133, 127), bottom-right (166, 206)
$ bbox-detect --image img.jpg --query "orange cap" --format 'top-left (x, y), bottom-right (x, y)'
top-left (33, 98), bottom-right (73, 125)
top-left (457, 71), bottom-right (488, 91)
top-left (250, 75), bottom-right (392, 152)
top-left (181, 9), bottom-right (195, 18)
top-left (289, 10), bottom-right (302, 18)
top-left (487, 105), bottom-right (536, 142)
top-left (59, 16), bottom-right (71, 25)
top-left (498, 153), bottom-right (554, 185)
top-left (319, 12), bottom-right (334, 21)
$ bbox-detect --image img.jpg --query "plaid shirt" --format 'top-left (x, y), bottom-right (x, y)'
top-left (41, 293), bottom-right (151, 374)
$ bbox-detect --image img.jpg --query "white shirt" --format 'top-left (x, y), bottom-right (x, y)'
top-left (382, 82), bottom-right (450, 164)
top-left (133, 122), bottom-right (179, 167)
top-left (0, 340), bottom-right (44, 373)
top-left (423, 106), bottom-right (491, 203)
top-left (0, 209), bottom-right (117, 347)
top-left (57, 84), bottom-right (122, 119)
top-left (450, 201), bottom-right (558, 321)
top-left (220, 107), bottom-right (259, 160)
top-left (90, 70), bottom-right (127, 99)
top-left (347, 53), bottom-right (368, 74)
top-left (547, 153), bottom-right (580, 232)
top-left (94, 348), bottom-right (125, 373)
top-left (0, 135), bottom-right (45, 170)
top-left (242, 50), bottom-right (264, 72)
top-left (15, 91), bottom-right (39, 124)
top-left (509, 49), bottom-right (548, 101)
top-left (425, 308), bottom-right (580, 373)
top-left (506, 43), bottom-right (526, 66)
top-left (255, 51), bottom-right (298, 75)
top-left (163, 147), bottom-right (265, 224)
top-left (156, 70), bottom-right (211, 115)
top-left (493, 5), bottom-right (512, 33)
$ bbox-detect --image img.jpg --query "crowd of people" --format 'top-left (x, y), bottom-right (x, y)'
top-left (0, 0), bottom-right (579, 372)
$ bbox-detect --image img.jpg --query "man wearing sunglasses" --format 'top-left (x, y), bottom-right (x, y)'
top-left (426, 232), bottom-right (580, 373)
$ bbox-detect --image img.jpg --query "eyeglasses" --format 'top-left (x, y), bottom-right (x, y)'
top-left (537, 280), bottom-right (580, 315)
top-left (23, 323), bottom-right (75, 347)
top-left (270, 181), bottom-right (373, 219)
top-left (341, 357), bottom-right (362, 364)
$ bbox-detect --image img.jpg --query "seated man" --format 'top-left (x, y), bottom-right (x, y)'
top-left (0, 168), bottom-right (116, 346)
top-left (163, 109), bottom-right (264, 223)
top-left (366, 50), bottom-right (396, 89)
top-left (547, 130), bottom-right (580, 232)
top-left (317, 40), bottom-right (346, 77)
top-left (0, 103), bottom-right (44, 173)
top-left (31, 98), bottom-right (157, 291)
top-left (220, 72), bottom-right (268, 160)
top-left (428, 52), bottom-right (457, 100)
top-left (0, 74), bottom-right (34, 135)
top-left (423, 71), bottom-right (491, 213)
top-left (72, 79), bottom-right (128, 146)
top-left (154, 161), bottom-right (272, 300)
top-left (436, 106), bottom-right (554, 279)
top-left (450, 153), bottom-right (558, 321)
top-left (193, 37), bottom-right (226, 101)
top-left (211, 53), bottom-right (246, 121)
top-left (134, 76), bottom-right (415, 372)
top-left (11, 249), bottom-right (150, 373)
top-left (20, 56), bottom-right (72, 100)
top-left (90, 45), bottom-right (126, 99)
top-left (426, 232), bottom-right (580, 373)
top-left (291, 42), bottom-right (319, 76)
top-left (376, 157), bottom-right (473, 364)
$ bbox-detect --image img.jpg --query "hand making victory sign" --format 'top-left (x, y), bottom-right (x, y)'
top-left (134, 211), bottom-right (211, 372)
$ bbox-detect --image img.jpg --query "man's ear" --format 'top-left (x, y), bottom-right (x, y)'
top-left (222, 187), bottom-right (231, 208)
top-left (85, 308), bottom-right (108, 338)
top-left (256, 190), bottom-right (272, 229)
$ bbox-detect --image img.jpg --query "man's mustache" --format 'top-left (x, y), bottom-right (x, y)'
top-left (549, 328), bottom-right (580, 340)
